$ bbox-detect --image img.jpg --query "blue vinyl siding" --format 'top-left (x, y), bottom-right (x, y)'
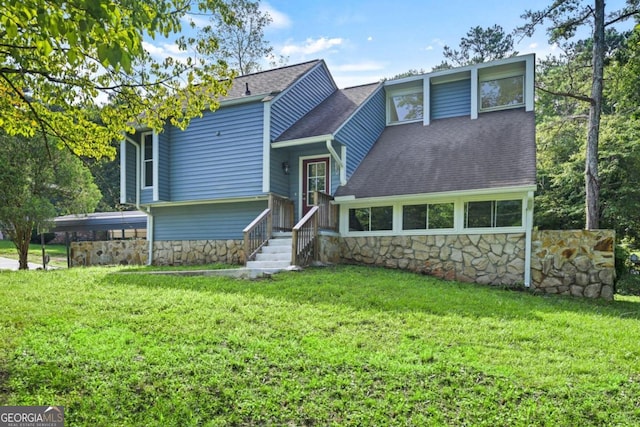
top-left (158, 131), bottom-right (170, 201)
top-left (141, 188), bottom-right (153, 204)
top-left (271, 64), bottom-right (336, 141)
top-left (335, 88), bottom-right (386, 178)
top-left (125, 142), bottom-right (136, 204)
top-left (430, 79), bottom-right (471, 120)
top-left (152, 201), bottom-right (267, 240)
top-left (270, 148), bottom-right (290, 197)
top-left (168, 102), bottom-right (265, 202)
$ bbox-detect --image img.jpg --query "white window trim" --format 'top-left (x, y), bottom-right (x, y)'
top-left (478, 72), bottom-right (525, 113)
top-left (341, 194), bottom-right (528, 237)
top-left (401, 201), bottom-right (457, 232)
top-left (141, 131), bottom-right (154, 189)
top-left (386, 86), bottom-right (424, 125)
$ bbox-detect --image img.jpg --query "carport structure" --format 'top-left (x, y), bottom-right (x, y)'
top-left (52, 211), bottom-right (147, 267)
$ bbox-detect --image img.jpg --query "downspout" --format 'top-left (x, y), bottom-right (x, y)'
top-left (124, 134), bottom-right (148, 264)
top-left (523, 191), bottom-right (534, 287)
top-left (325, 139), bottom-right (346, 185)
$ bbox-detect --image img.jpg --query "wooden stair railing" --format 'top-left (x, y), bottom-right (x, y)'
top-left (291, 206), bottom-right (319, 267)
top-left (242, 208), bottom-right (271, 263)
top-left (313, 191), bottom-right (338, 232)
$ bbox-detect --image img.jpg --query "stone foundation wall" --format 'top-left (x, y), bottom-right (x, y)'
top-left (70, 240), bottom-right (148, 266)
top-left (153, 240), bottom-right (245, 266)
top-left (318, 233), bottom-right (341, 264)
top-left (340, 234), bottom-right (526, 286)
top-left (530, 230), bottom-right (614, 299)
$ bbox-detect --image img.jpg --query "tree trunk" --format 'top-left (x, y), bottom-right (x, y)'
top-left (585, 0), bottom-right (605, 230)
top-left (15, 227), bottom-right (31, 270)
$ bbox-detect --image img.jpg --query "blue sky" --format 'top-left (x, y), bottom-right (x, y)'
top-left (258, 0), bottom-right (635, 87)
top-left (145, 0), bottom-right (635, 88)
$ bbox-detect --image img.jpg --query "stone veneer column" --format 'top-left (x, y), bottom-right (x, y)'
top-left (530, 230), bottom-right (614, 300)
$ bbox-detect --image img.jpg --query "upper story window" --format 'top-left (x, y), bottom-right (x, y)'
top-left (142, 132), bottom-right (153, 188)
top-left (479, 74), bottom-right (524, 111)
top-left (387, 86), bottom-right (424, 124)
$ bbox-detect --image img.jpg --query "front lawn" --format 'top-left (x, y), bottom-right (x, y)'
top-left (0, 265), bottom-right (639, 426)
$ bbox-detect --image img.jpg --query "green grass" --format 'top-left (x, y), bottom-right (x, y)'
top-left (1, 265), bottom-right (639, 426)
top-left (0, 240), bottom-right (67, 267)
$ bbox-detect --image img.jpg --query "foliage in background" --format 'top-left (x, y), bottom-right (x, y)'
top-left (534, 25), bottom-right (640, 242)
top-left (0, 0), bottom-right (236, 159)
top-left (199, 0), bottom-right (283, 75)
top-left (519, 0), bottom-right (640, 229)
top-left (0, 133), bottom-right (101, 269)
top-left (432, 25), bottom-right (517, 70)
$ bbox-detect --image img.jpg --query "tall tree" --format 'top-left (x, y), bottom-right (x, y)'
top-left (0, 134), bottom-right (101, 269)
top-left (518, 0), bottom-right (640, 229)
top-left (200, 0), bottom-right (277, 75)
top-left (0, 0), bottom-right (236, 160)
top-left (434, 25), bottom-right (517, 70)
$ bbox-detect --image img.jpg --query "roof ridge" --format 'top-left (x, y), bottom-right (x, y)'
top-left (341, 81), bottom-right (381, 90)
top-left (235, 59), bottom-right (322, 79)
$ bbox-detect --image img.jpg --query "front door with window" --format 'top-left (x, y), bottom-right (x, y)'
top-left (301, 157), bottom-right (330, 216)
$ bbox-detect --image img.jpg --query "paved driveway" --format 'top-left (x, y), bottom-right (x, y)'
top-left (0, 256), bottom-right (47, 270)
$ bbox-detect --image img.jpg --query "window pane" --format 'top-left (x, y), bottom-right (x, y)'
top-left (496, 200), bottom-right (522, 227)
top-left (390, 92), bottom-right (423, 122)
top-left (428, 203), bottom-right (454, 229)
top-left (403, 204), bottom-right (427, 230)
top-left (144, 161), bottom-right (153, 187)
top-left (349, 208), bottom-right (369, 231)
top-left (480, 76), bottom-right (524, 110)
top-left (371, 206), bottom-right (393, 230)
top-left (466, 201), bottom-right (492, 228)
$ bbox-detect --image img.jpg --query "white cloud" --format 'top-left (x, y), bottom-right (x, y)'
top-left (281, 37), bottom-right (344, 56)
top-left (529, 42), bottom-right (538, 49)
top-left (367, 36), bottom-right (373, 42)
top-left (423, 46), bottom-right (434, 51)
top-left (262, 2), bottom-right (291, 29)
top-left (142, 41), bottom-right (190, 64)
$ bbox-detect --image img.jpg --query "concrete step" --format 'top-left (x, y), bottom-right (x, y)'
top-left (261, 244), bottom-right (292, 254)
top-left (267, 238), bottom-right (292, 247)
top-left (246, 260), bottom-right (292, 269)
top-left (255, 251), bottom-right (291, 262)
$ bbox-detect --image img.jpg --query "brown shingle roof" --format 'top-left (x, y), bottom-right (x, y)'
top-left (335, 108), bottom-right (536, 198)
top-left (222, 60), bottom-right (324, 102)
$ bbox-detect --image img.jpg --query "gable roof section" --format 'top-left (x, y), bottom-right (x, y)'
top-left (335, 109), bottom-right (536, 199)
top-left (274, 82), bottom-right (382, 142)
top-left (221, 60), bottom-right (324, 102)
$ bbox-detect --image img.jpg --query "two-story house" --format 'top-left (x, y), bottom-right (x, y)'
top-left (120, 54), bottom-right (536, 286)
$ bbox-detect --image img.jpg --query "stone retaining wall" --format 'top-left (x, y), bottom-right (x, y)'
top-left (530, 230), bottom-right (614, 299)
top-left (340, 234), bottom-right (526, 286)
top-left (69, 229), bottom-right (616, 300)
top-left (152, 240), bottom-right (245, 265)
top-left (70, 240), bottom-right (148, 266)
